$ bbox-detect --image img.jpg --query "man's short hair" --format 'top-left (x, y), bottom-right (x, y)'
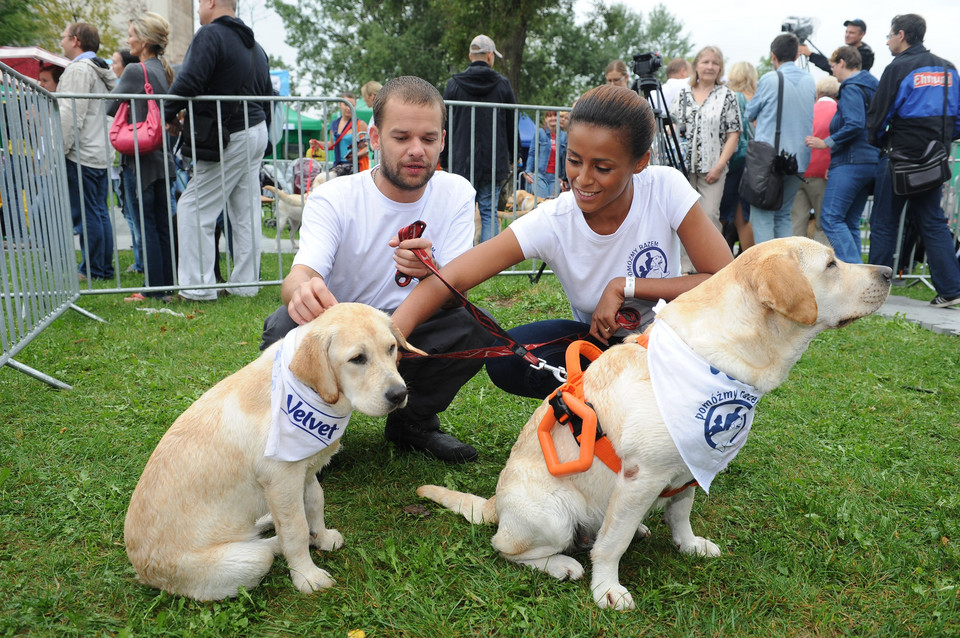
top-left (373, 76), bottom-right (446, 130)
top-left (891, 14), bottom-right (926, 46)
top-left (67, 22), bottom-right (100, 53)
top-left (771, 33), bottom-right (799, 63)
top-left (665, 57), bottom-right (689, 78)
top-left (830, 45), bottom-right (862, 71)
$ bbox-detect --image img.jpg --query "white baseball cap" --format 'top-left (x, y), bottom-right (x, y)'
top-left (470, 34), bottom-right (502, 59)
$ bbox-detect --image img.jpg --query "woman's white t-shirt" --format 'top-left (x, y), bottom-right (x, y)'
top-left (509, 166), bottom-right (700, 327)
top-left (293, 169), bottom-right (476, 310)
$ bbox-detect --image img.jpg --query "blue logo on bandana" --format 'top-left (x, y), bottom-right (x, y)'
top-left (702, 400), bottom-right (751, 450)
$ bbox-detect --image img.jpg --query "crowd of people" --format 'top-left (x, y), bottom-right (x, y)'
top-left (17, 5), bottom-right (959, 464)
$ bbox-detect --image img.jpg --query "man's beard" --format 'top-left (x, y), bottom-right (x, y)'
top-left (378, 158), bottom-right (435, 192)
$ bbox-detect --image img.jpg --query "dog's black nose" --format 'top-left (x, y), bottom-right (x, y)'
top-left (877, 265), bottom-right (893, 283)
top-left (385, 385), bottom-right (408, 407)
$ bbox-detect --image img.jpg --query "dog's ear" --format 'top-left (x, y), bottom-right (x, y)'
top-left (752, 253), bottom-right (818, 326)
top-left (289, 330), bottom-right (340, 404)
top-left (390, 323), bottom-right (428, 358)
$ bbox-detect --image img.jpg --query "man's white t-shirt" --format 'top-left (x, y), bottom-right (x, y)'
top-left (293, 169), bottom-right (476, 310)
top-left (509, 166), bottom-right (699, 327)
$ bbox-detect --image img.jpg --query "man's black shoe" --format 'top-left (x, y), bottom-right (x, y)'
top-left (385, 415), bottom-right (478, 464)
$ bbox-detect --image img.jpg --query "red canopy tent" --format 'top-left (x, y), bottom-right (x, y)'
top-left (0, 46), bottom-right (70, 81)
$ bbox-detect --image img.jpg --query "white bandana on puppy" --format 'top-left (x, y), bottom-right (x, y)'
top-left (647, 317), bottom-right (764, 493)
top-left (265, 326), bottom-right (351, 462)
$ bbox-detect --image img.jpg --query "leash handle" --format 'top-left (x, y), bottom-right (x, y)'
top-left (395, 220), bottom-right (428, 287)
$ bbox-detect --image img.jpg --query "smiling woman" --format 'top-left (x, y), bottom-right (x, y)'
top-left (390, 84), bottom-right (734, 400)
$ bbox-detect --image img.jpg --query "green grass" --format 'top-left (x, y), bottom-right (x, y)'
top-left (2, 262), bottom-right (960, 636)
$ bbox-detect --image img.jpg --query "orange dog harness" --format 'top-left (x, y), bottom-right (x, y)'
top-left (537, 335), bottom-right (697, 497)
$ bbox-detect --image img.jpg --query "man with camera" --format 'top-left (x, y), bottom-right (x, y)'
top-left (744, 32), bottom-right (816, 243)
top-left (799, 19), bottom-right (874, 74)
top-left (865, 14), bottom-right (960, 308)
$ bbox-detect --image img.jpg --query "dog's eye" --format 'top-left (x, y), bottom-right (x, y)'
top-left (349, 354), bottom-right (367, 365)
top-left (826, 259), bottom-right (838, 269)
top-left (388, 344), bottom-right (397, 355)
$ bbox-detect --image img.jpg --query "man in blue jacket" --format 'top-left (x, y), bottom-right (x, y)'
top-left (866, 13), bottom-right (960, 307)
top-left (744, 33), bottom-right (816, 243)
top-left (443, 35), bottom-right (517, 243)
top-left (164, 0), bottom-right (273, 302)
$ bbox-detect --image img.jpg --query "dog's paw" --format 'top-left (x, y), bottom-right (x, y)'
top-left (635, 523), bottom-right (651, 539)
top-left (593, 582), bottom-right (635, 611)
top-left (311, 528), bottom-right (344, 552)
top-left (677, 536), bottom-right (721, 557)
top-left (543, 555), bottom-right (584, 581)
top-left (290, 565), bottom-right (336, 594)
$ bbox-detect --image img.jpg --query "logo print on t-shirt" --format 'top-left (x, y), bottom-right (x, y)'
top-left (632, 246), bottom-right (668, 278)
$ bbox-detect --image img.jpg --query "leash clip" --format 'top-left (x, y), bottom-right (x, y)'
top-left (532, 358), bottom-right (567, 383)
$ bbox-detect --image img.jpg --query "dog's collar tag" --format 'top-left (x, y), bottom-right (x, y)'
top-left (265, 328), bottom-right (351, 462)
top-left (647, 320), bottom-right (764, 493)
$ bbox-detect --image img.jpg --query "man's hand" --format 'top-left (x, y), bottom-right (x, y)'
top-left (165, 119), bottom-right (182, 137)
top-left (388, 234), bottom-right (435, 281)
top-left (288, 277), bottom-right (338, 325)
top-left (798, 44), bottom-right (812, 58)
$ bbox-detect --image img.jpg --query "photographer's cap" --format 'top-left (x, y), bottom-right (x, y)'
top-left (470, 34), bottom-right (503, 59)
top-left (843, 18), bottom-right (867, 32)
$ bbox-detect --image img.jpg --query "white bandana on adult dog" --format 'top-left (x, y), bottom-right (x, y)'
top-left (265, 326), bottom-right (351, 462)
top-left (647, 318), bottom-right (764, 493)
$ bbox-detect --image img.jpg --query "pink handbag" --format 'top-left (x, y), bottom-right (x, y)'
top-left (109, 62), bottom-right (164, 155)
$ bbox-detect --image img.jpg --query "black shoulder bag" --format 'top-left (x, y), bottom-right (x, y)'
top-left (739, 70), bottom-right (797, 210)
top-left (887, 65), bottom-right (953, 197)
top-left (178, 46), bottom-right (257, 162)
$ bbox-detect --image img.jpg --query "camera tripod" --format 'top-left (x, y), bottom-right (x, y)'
top-left (636, 75), bottom-right (687, 176)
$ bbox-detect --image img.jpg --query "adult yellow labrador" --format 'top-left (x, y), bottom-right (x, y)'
top-left (125, 303), bottom-right (423, 600)
top-left (418, 237), bottom-right (892, 610)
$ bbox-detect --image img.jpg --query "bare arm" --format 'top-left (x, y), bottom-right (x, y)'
top-left (707, 131), bottom-right (740, 184)
top-left (390, 228), bottom-right (526, 337)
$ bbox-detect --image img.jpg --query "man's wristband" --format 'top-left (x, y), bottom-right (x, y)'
top-left (624, 275), bottom-right (635, 299)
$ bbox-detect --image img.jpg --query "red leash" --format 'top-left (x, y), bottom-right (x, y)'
top-left (394, 221), bottom-right (643, 373)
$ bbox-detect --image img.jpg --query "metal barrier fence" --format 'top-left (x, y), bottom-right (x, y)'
top-left (1, 62), bottom-right (104, 390)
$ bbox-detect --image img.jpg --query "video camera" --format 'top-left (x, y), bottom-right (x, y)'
top-left (631, 52), bottom-right (663, 78)
top-left (781, 16), bottom-right (816, 43)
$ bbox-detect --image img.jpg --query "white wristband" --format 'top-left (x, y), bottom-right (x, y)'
top-left (624, 275), bottom-right (636, 299)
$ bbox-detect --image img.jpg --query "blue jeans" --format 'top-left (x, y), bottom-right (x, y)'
top-left (121, 165), bottom-right (144, 272)
top-left (819, 162), bottom-right (875, 264)
top-left (751, 174), bottom-right (803, 243)
top-left (485, 319), bottom-right (599, 399)
top-left (66, 158), bottom-right (114, 279)
top-left (476, 179), bottom-right (503, 243)
top-left (868, 155), bottom-right (960, 298)
top-left (532, 171), bottom-right (558, 198)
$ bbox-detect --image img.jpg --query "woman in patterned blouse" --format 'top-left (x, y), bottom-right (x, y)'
top-left (669, 46), bottom-right (742, 260)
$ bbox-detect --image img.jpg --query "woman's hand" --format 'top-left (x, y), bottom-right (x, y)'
top-left (705, 163), bottom-right (725, 184)
top-left (805, 135), bottom-right (827, 150)
top-left (590, 278), bottom-right (625, 345)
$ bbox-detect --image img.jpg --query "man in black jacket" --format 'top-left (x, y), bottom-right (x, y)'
top-left (800, 19), bottom-right (875, 74)
top-left (443, 34), bottom-right (517, 243)
top-left (164, 0), bottom-right (272, 302)
top-left (866, 13), bottom-right (960, 308)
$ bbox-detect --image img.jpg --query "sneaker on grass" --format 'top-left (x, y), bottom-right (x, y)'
top-left (930, 294), bottom-right (960, 308)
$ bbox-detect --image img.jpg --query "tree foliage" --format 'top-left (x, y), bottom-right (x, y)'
top-left (0, 0), bottom-right (125, 56)
top-left (267, 0), bottom-right (692, 107)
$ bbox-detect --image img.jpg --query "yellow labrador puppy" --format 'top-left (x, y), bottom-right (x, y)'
top-left (125, 303), bottom-right (423, 600)
top-left (418, 237), bottom-right (892, 610)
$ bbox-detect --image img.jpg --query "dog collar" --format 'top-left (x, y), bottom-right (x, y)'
top-left (647, 319), bottom-right (764, 493)
top-left (265, 327), bottom-right (351, 462)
